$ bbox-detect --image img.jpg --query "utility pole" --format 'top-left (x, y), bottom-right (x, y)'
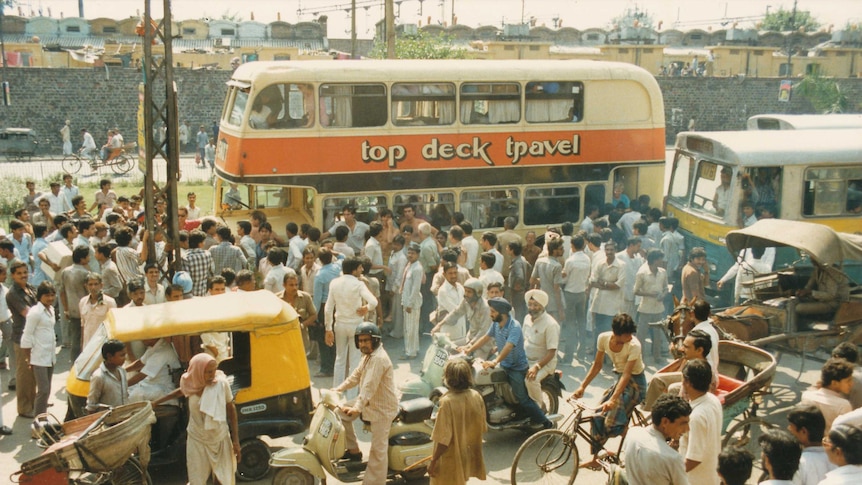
top-left (385, 0), bottom-right (395, 59)
top-left (786, 0), bottom-right (797, 77)
top-left (351, 0), bottom-right (357, 59)
top-left (78, 0), bottom-right (84, 18)
top-left (142, 0), bottom-right (181, 275)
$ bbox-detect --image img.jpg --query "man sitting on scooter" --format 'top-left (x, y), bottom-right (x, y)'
top-left (332, 322), bottom-right (399, 484)
top-left (459, 297), bottom-right (554, 430)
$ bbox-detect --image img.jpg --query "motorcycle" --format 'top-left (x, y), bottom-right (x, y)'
top-left (269, 389), bottom-right (434, 484)
top-left (404, 333), bottom-right (565, 431)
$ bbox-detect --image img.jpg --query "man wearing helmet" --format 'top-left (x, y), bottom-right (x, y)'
top-left (332, 322), bottom-right (399, 484)
top-left (431, 277), bottom-right (492, 357)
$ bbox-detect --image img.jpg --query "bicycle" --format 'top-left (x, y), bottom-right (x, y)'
top-left (511, 397), bottom-right (649, 484)
top-left (62, 145), bottom-right (135, 175)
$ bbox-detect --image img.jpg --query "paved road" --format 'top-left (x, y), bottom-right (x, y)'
top-left (1, 154), bottom-right (214, 184)
top-left (0, 323), bottom-right (819, 485)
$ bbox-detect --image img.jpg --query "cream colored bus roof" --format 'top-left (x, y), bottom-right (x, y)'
top-left (104, 291), bottom-right (298, 342)
top-left (747, 114), bottom-right (862, 131)
top-left (675, 129), bottom-right (862, 168)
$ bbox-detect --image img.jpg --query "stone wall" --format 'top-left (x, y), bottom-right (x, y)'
top-left (0, 67), bottom-right (860, 153)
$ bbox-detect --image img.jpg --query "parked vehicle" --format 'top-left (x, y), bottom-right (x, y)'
top-left (269, 389), bottom-right (434, 484)
top-left (65, 291), bottom-right (314, 481)
top-left (0, 127), bottom-right (39, 161)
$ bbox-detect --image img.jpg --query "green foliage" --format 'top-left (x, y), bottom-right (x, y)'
top-left (760, 7), bottom-right (820, 32)
top-left (368, 31), bottom-right (466, 60)
top-left (795, 73), bottom-right (849, 114)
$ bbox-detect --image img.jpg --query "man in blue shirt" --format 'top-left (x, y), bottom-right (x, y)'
top-left (312, 248), bottom-right (342, 377)
top-left (460, 297), bottom-right (553, 429)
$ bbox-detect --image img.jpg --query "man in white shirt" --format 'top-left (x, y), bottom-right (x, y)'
top-left (480, 232), bottom-right (504, 274)
top-left (787, 405), bottom-right (836, 485)
top-left (801, 358), bottom-right (854, 431)
top-left (127, 338), bottom-right (181, 403)
top-left (400, 244), bottom-right (424, 359)
top-left (692, 300), bottom-right (720, 374)
top-left (759, 429), bottom-right (803, 485)
top-left (522, 289), bottom-right (560, 406)
top-left (623, 394), bottom-right (691, 485)
top-left (718, 246), bottom-right (776, 305)
top-left (530, 238), bottom-right (565, 324)
top-left (478, 252), bottom-right (504, 299)
top-left (634, 249), bottom-right (669, 362)
top-left (679, 359), bottom-right (722, 485)
top-left (561, 235), bottom-right (591, 362)
top-left (460, 222), bottom-right (480, 277)
top-left (363, 221), bottom-right (389, 282)
top-left (41, 182), bottom-right (71, 214)
top-left (325, 257), bottom-right (378, 400)
top-left (435, 262), bottom-right (466, 343)
top-left (589, 241), bottom-right (626, 337)
top-left (285, 222), bottom-right (306, 271)
top-left (616, 237), bottom-right (644, 318)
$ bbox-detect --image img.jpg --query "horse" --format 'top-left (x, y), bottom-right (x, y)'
top-left (658, 297), bottom-right (772, 356)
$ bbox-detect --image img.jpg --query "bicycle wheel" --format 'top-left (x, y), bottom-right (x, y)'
top-left (722, 417), bottom-right (778, 479)
top-left (111, 156), bottom-right (133, 174)
top-left (62, 155), bottom-right (83, 174)
top-left (512, 429), bottom-right (578, 485)
top-left (105, 456), bottom-right (152, 484)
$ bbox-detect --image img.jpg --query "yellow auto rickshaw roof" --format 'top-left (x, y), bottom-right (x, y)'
top-left (105, 291), bottom-right (299, 342)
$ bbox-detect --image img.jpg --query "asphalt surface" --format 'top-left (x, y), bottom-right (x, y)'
top-left (0, 325), bottom-right (820, 485)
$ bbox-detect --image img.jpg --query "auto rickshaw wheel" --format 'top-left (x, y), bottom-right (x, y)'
top-left (236, 438), bottom-right (271, 481)
top-left (272, 466), bottom-right (316, 485)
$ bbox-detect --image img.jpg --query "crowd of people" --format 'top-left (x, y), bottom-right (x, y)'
top-left (1, 177), bottom-right (861, 485)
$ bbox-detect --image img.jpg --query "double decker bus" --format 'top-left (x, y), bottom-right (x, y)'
top-left (665, 129), bottom-right (862, 305)
top-left (213, 60), bottom-right (665, 235)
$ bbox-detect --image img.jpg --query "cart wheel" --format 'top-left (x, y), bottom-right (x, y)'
top-left (722, 417), bottom-right (778, 480)
top-left (62, 155), bottom-right (83, 174)
top-left (237, 438), bottom-right (271, 481)
top-left (111, 156), bottom-right (133, 175)
top-left (107, 456), bottom-right (152, 485)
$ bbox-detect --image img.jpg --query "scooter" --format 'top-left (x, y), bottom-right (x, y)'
top-left (269, 389), bottom-right (434, 484)
top-left (405, 333), bottom-right (566, 430)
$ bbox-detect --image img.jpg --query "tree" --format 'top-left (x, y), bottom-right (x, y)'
top-left (795, 73), bottom-right (849, 114)
top-left (760, 7), bottom-right (820, 32)
top-left (368, 30), bottom-right (466, 59)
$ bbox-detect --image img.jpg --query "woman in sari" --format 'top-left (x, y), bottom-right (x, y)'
top-left (155, 353), bottom-right (240, 484)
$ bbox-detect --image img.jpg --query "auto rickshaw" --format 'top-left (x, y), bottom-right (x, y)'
top-left (0, 127), bottom-right (39, 161)
top-left (65, 291), bottom-right (313, 481)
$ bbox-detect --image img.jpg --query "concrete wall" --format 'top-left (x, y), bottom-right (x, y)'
top-left (0, 67), bottom-right (859, 153)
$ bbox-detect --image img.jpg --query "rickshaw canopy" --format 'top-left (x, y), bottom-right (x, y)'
top-left (725, 219), bottom-right (862, 267)
top-left (104, 291), bottom-right (299, 342)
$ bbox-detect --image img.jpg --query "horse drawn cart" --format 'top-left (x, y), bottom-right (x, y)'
top-left (712, 220), bottom-right (862, 372)
top-left (13, 402), bottom-right (156, 485)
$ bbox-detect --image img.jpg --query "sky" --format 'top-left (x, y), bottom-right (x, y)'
top-left (12, 0), bottom-right (862, 39)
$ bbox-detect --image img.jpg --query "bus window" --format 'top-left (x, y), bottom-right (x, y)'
top-left (393, 192), bottom-right (456, 230)
top-left (222, 183), bottom-right (251, 210)
top-left (584, 184), bottom-right (606, 216)
top-left (228, 88), bottom-right (248, 127)
top-left (249, 84), bottom-right (285, 129)
top-left (524, 186), bottom-right (580, 225)
top-left (461, 189), bottom-right (519, 229)
top-left (668, 153), bottom-right (695, 202)
top-left (525, 81), bottom-right (583, 123)
top-left (323, 195), bottom-right (386, 229)
top-left (254, 186), bottom-right (290, 209)
top-left (689, 161), bottom-right (727, 216)
top-left (391, 83), bottom-right (456, 126)
top-left (460, 83), bottom-right (520, 125)
top-left (803, 167), bottom-right (862, 216)
top-left (320, 84), bottom-right (387, 128)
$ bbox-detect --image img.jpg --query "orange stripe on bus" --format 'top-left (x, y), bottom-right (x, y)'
top-left (216, 128), bottom-right (665, 177)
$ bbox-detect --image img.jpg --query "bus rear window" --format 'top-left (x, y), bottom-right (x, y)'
top-left (391, 83), bottom-right (455, 126)
top-left (524, 186), bottom-right (580, 225)
top-left (460, 83), bottom-right (520, 125)
top-left (461, 189), bottom-right (520, 229)
top-left (803, 167), bottom-right (862, 216)
top-left (525, 82), bottom-right (583, 123)
top-left (392, 192), bottom-right (456, 230)
top-left (320, 84), bottom-right (387, 128)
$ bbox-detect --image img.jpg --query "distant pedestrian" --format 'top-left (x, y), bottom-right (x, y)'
top-left (429, 359), bottom-right (487, 485)
top-left (60, 120), bottom-right (72, 155)
top-left (196, 125), bottom-right (208, 168)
